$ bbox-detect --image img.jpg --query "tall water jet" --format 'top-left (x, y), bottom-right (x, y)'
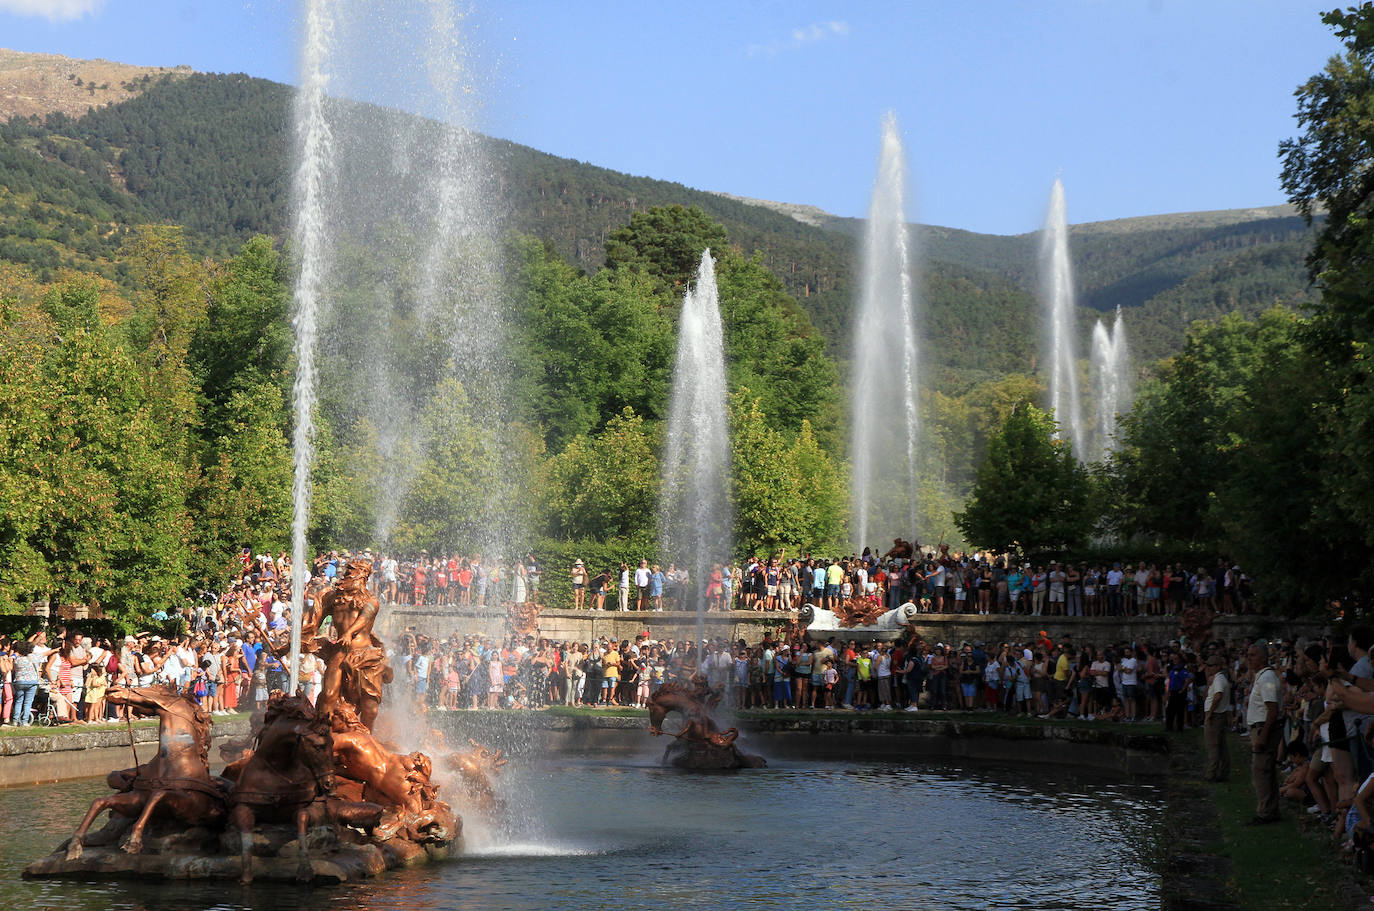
top-left (1041, 177), bottom-right (1084, 456)
top-left (287, 0), bottom-right (336, 693)
top-left (660, 250), bottom-right (731, 647)
top-left (1089, 306), bottom-right (1132, 461)
top-left (850, 112), bottom-right (920, 551)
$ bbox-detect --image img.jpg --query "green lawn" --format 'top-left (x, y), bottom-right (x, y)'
top-left (0, 711), bottom-right (250, 738)
top-left (1207, 731), bottom-right (1360, 910)
top-left (542, 704), bottom-right (647, 719)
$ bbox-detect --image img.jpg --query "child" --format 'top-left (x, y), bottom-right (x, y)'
top-left (191, 659), bottom-right (211, 708)
top-left (822, 660), bottom-right (838, 709)
top-left (444, 664), bottom-right (462, 710)
top-left (84, 662), bottom-right (108, 723)
top-left (1102, 697), bottom-right (1126, 723)
top-left (252, 663), bottom-right (268, 710)
top-left (1280, 740), bottom-right (1311, 804)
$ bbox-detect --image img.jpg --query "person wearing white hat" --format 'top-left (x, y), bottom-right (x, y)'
top-left (571, 559), bottom-right (588, 610)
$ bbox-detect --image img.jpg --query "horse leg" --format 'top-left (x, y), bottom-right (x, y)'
top-left (294, 805), bottom-right (316, 883)
top-left (228, 805), bottom-right (255, 884)
top-left (122, 789), bottom-right (166, 854)
top-left (66, 793), bottom-right (142, 861)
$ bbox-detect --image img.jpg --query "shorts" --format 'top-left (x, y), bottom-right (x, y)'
top-left (766, 585), bottom-right (778, 597)
top-left (811, 673), bottom-right (825, 687)
top-left (1015, 681), bottom-right (1031, 702)
top-left (1145, 587), bottom-right (1160, 600)
top-left (1122, 684), bottom-right (1138, 700)
top-left (825, 584), bottom-right (839, 597)
top-left (573, 583), bottom-right (585, 590)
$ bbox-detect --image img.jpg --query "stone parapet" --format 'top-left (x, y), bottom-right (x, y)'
top-left (378, 604), bottom-right (1328, 648)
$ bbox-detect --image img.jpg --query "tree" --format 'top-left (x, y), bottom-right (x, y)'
top-left (787, 420), bottom-right (847, 553)
top-left (189, 234), bottom-right (291, 441)
top-left (1279, 5), bottom-right (1374, 587)
top-left (542, 407), bottom-right (659, 544)
top-left (187, 382), bottom-right (293, 586)
top-left (730, 394), bottom-right (808, 554)
top-left (716, 251), bottom-right (842, 453)
top-left (955, 403), bottom-right (1091, 553)
top-left (604, 205), bottom-right (729, 289)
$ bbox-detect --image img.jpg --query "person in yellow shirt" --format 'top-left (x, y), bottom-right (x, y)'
top-left (601, 641), bottom-right (622, 706)
top-left (1052, 644), bottom-right (1072, 706)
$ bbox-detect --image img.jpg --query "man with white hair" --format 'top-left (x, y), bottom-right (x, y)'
top-left (1245, 640), bottom-right (1281, 824)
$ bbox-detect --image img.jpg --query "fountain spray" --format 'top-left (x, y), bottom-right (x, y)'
top-left (288, 0), bottom-right (336, 694)
top-left (1041, 177), bottom-right (1083, 456)
top-left (851, 112), bottom-right (920, 550)
top-left (660, 250), bottom-right (731, 649)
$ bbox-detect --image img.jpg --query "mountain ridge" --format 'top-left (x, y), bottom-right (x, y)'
top-left (0, 58), bottom-right (1316, 373)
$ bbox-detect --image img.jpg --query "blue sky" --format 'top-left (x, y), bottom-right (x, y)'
top-left (0, 0), bottom-right (1344, 235)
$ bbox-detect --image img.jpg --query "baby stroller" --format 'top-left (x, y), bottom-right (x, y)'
top-left (30, 685), bottom-right (62, 726)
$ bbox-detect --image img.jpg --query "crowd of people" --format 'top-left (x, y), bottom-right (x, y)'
top-left (249, 542), bottom-right (1252, 618)
top-left (660, 545), bottom-right (1256, 617)
top-left (0, 537), bottom-right (1367, 883)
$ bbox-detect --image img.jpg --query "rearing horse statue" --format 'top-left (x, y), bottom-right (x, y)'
top-left (226, 694), bottom-right (384, 883)
top-left (646, 676), bottom-right (740, 749)
top-left (65, 683), bottom-right (227, 860)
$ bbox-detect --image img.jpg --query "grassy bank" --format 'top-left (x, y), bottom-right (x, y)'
top-left (0, 711), bottom-right (249, 739)
top-left (1202, 730), bottom-right (1360, 910)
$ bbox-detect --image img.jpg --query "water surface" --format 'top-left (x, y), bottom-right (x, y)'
top-left (2, 758), bottom-right (1162, 911)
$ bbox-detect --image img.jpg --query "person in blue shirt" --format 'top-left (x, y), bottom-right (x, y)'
top-left (1005, 567), bottom-right (1025, 614)
top-left (650, 565), bottom-right (666, 611)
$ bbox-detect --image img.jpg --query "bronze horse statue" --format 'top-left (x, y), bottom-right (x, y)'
top-left (65, 683), bottom-right (228, 860)
top-left (646, 675), bottom-right (765, 769)
top-left (226, 694), bottom-right (383, 883)
top-left (646, 677), bottom-right (740, 749)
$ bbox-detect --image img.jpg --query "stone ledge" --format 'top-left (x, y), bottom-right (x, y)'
top-left (0, 718), bottom-right (250, 757)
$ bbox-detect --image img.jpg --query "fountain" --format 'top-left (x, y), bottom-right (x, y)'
top-left (312, 0), bottom-right (504, 557)
top-left (659, 250), bottom-right (731, 648)
top-left (851, 112), bottom-right (921, 551)
top-left (1041, 177), bottom-right (1084, 456)
top-left (1089, 306), bottom-right (1132, 461)
top-left (286, 0), bottom-right (335, 693)
top-left (25, 559), bottom-right (458, 884)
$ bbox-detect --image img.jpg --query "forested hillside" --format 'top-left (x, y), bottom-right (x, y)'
top-left (0, 69), bottom-right (1315, 376)
top-left (0, 53), bottom-right (1343, 620)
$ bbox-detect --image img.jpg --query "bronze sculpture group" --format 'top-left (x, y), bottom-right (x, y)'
top-left (646, 675), bottom-right (765, 769)
top-left (26, 559), bottom-right (467, 885)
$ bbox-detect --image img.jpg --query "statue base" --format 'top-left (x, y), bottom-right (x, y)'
top-left (23, 820), bottom-right (455, 885)
top-left (661, 739), bottom-right (766, 771)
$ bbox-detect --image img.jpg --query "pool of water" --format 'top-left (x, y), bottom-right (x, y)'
top-left (2, 758), bottom-right (1163, 910)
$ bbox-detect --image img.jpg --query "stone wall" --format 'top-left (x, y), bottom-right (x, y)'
top-left (0, 717), bottom-right (250, 787)
top-left (429, 710), bottom-right (1173, 776)
top-left (378, 604), bottom-right (1328, 648)
top-left (1, 707), bottom-right (1180, 785)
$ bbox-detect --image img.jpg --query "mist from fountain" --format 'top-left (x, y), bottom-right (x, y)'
top-left (850, 112), bottom-right (920, 551)
top-left (1089, 306), bottom-right (1132, 461)
top-left (1041, 177), bottom-right (1084, 456)
top-left (287, 0), bottom-right (335, 693)
top-left (659, 250), bottom-right (731, 647)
